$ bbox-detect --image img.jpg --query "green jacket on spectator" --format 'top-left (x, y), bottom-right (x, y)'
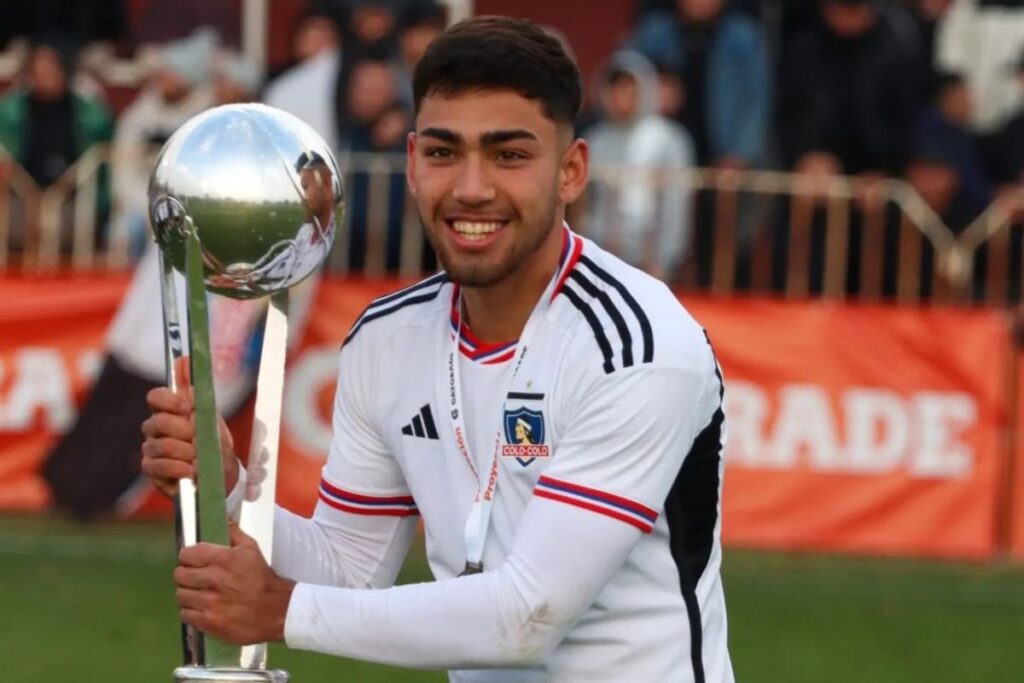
top-left (0, 88), bottom-right (114, 212)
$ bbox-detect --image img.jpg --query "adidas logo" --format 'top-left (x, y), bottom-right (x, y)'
top-left (401, 404), bottom-right (439, 440)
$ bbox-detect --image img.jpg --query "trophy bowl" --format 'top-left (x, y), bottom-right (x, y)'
top-left (149, 103), bottom-right (343, 299)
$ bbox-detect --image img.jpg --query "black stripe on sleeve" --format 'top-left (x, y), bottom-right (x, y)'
top-left (369, 272), bottom-right (448, 308)
top-left (411, 415), bottom-right (425, 438)
top-left (578, 254), bottom-right (654, 363)
top-left (568, 270), bottom-right (634, 368)
top-left (343, 288), bottom-right (444, 347)
top-left (420, 404), bottom-right (439, 440)
top-left (561, 284), bottom-right (615, 374)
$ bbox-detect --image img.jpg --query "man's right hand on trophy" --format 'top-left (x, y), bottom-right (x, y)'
top-left (141, 356), bottom-right (239, 498)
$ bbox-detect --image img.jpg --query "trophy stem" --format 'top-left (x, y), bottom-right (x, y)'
top-left (238, 290), bottom-right (290, 670)
top-left (184, 234), bottom-right (236, 667)
top-left (158, 246), bottom-right (203, 665)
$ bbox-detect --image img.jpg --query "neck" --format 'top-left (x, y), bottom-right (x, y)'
top-left (460, 223), bottom-right (564, 344)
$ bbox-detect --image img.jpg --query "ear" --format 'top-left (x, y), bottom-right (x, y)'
top-left (406, 131), bottom-right (418, 197)
top-left (558, 138), bottom-right (589, 205)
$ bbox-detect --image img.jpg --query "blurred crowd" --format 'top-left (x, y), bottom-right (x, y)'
top-left (0, 0), bottom-right (447, 270)
top-left (0, 0), bottom-right (1021, 287)
top-left (583, 0), bottom-right (1024, 286)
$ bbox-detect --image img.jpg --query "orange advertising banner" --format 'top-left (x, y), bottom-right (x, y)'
top-left (682, 297), bottom-right (1009, 561)
top-left (1009, 349), bottom-right (1024, 562)
top-left (0, 273), bottom-right (130, 510)
top-left (0, 276), bottom-right (1012, 561)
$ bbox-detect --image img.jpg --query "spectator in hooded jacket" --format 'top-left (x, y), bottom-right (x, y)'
top-left (584, 50), bottom-right (695, 281)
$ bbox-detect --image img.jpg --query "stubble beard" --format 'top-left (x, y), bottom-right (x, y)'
top-left (421, 199), bottom-right (558, 288)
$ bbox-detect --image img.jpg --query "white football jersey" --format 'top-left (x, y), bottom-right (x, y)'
top-left (281, 228), bottom-right (733, 682)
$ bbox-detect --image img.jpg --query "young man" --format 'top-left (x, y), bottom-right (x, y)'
top-left (142, 17), bottom-right (733, 682)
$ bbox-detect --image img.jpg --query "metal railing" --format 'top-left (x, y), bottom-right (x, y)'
top-left (953, 190), bottom-right (1024, 306)
top-left (2, 145), bottom-right (1021, 307)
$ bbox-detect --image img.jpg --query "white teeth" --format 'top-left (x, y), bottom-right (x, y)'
top-left (452, 220), bottom-right (502, 238)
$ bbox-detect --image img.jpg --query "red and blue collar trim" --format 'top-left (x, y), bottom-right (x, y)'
top-left (450, 226), bottom-right (582, 364)
top-left (551, 226), bottom-right (583, 301)
top-left (449, 298), bottom-right (518, 364)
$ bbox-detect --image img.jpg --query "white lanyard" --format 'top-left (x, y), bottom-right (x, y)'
top-left (447, 275), bottom-right (558, 575)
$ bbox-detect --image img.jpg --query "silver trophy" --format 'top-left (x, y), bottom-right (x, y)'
top-left (148, 103), bottom-right (343, 682)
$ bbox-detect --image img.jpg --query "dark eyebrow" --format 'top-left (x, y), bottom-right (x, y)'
top-left (481, 129), bottom-right (539, 146)
top-left (418, 127), bottom-right (460, 144)
top-left (417, 127), bottom-right (539, 147)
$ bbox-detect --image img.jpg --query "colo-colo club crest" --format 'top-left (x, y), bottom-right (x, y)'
top-left (502, 407), bottom-right (550, 467)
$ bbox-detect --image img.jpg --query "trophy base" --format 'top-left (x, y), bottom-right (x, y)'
top-left (173, 667), bottom-right (290, 682)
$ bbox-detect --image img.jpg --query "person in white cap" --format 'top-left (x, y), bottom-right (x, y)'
top-left (110, 28), bottom-right (218, 255)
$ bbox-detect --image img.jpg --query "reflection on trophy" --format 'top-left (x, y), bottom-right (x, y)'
top-left (148, 103), bottom-right (343, 683)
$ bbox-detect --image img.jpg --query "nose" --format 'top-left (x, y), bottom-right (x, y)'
top-left (452, 154), bottom-right (496, 205)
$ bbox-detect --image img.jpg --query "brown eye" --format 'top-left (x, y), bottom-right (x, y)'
top-left (425, 147), bottom-right (454, 159)
top-left (497, 149), bottom-right (527, 162)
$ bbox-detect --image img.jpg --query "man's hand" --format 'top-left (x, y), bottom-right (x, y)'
top-left (175, 523), bottom-right (295, 645)
top-left (140, 357), bottom-right (239, 498)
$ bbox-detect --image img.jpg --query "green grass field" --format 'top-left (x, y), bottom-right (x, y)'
top-left (2, 514), bottom-right (1022, 682)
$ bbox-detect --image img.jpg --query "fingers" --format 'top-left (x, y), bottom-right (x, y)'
top-left (141, 452), bottom-right (192, 487)
top-left (141, 411), bottom-right (195, 441)
top-left (142, 384), bottom-right (197, 499)
top-left (140, 435), bottom-right (196, 496)
top-left (142, 436), bottom-right (195, 464)
top-left (176, 586), bottom-right (207, 610)
top-left (176, 586), bottom-right (217, 635)
top-left (178, 606), bottom-right (241, 646)
top-left (179, 541), bottom-right (232, 569)
top-left (146, 387), bottom-right (192, 416)
top-left (174, 564), bottom-right (229, 591)
top-left (180, 606), bottom-right (205, 629)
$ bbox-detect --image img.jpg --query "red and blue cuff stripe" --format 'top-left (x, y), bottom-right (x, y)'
top-left (534, 475), bottom-right (658, 533)
top-left (319, 479), bottom-right (419, 516)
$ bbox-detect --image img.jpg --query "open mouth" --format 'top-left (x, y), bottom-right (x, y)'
top-left (447, 219), bottom-right (507, 242)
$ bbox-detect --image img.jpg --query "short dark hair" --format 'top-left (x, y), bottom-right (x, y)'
top-left (295, 151), bottom-right (328, 173)
top-left (412, 16), bottom-right (581, 126)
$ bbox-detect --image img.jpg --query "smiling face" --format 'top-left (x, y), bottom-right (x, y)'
top-left (407, 89), bottom-right (587, 289)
